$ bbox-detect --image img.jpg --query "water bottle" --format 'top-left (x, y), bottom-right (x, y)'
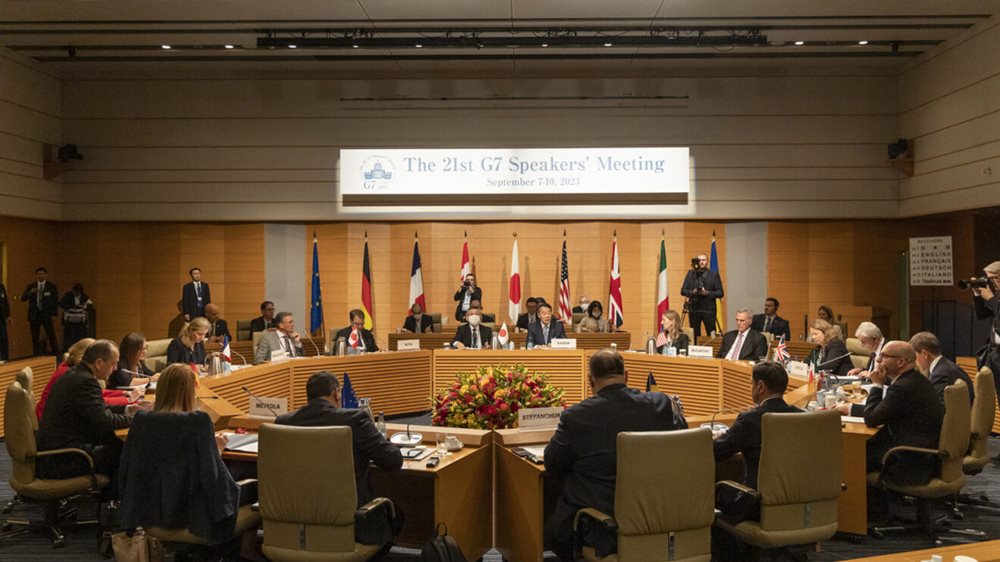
top-left (646, 336), bottom-right (656, 355)
top-left (491, 333), bottom-right (499, 349)
top-left (526, 332), bottom-right (535, 350)
top-left (376, 412), bottom-right (387, 439)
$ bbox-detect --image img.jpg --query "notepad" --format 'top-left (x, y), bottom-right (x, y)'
top-left (224, 433), bottom-right (259, 453)
top-left (841, 416), bottom-right (866, 424)
top-left (521, 445), bottom-right (546, 460)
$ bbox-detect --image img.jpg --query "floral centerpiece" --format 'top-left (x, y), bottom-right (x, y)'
top-left (431, 363), bottom-right (565, 429)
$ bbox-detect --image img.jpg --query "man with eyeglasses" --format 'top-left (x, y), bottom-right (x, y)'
top-left (972, 261), bottom-right (1000, 411)
top-left (863, 341), bottom-right (944, 488)
top-left (249, 300), bottom-right (277, 337)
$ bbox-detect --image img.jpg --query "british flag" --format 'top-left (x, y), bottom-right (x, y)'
top-left (773, 335), bottom-right (789, 363)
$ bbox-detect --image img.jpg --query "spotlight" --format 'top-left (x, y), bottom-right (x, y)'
top-left (288, 44), bottom-right (297, 49)
top-left (794, 41), bottom-right (804, 46)
top-left (415, 43), bottom-right (423, 48)
top-left (352, 44), bottom-right (359, 49)
top-left (858, 40), bottom-right (869, 45)
top-left (541, 43), bottom-right (548, 48)
top-left (57, 144), bottom-right (84, 163)
top-left (604, 42), bottom-right (613, 47)
top-left (161, 45), bottom-right (171, 49)
top-left (224, 44), bottom-right (234, 49)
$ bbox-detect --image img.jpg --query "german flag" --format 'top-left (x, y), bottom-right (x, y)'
top-left (361, 236), bottom-right (374, 330)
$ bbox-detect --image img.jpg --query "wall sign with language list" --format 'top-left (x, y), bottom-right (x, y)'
top-left (909, 236), bottom-right (954, 286)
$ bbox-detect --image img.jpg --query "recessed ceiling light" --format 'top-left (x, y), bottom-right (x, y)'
top-left (288, 44), bottom-right (297, 49)
top-left (224, 44), bottom-right (234, 49)
top-left (604, 42), bottom-right (613, 47)
top-left (794, 41), bottom-right (804, 46)
top-left (415, 43), bottom-right (423, 48)
top-left (541, 43), bottom-right (548, 48)
top-left (858, 40), bottom-right (869, 45)
top-left (161, 45), bottom-right (171, 49)
top-left (352, 44), bottom-right (359, 49)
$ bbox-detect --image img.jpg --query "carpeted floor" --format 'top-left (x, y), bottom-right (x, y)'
top-left (3, 435), bottom-right (1000, 561)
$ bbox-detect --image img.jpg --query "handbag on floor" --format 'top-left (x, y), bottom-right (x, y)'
top-left (420, 523), bottom-right (468, 562)
top-left (111, 528), bottom-right (164, 562)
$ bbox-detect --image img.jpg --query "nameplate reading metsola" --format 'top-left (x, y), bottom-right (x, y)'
top-left (518, 407), bottom-right (563, 429)
top-left (339, 147), bottom-right (690, 206)
top-left (249, 397), bottom-right (288, 417)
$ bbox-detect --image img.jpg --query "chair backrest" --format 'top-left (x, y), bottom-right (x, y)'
top-left (15, 367), bottom-right (37, 431)
top-left (940, 380), bottom-right (972, 484)
top-left (253, 330), bottom-right (266, 352)
top-left (259, 424), bottom-right (358, 556)
top-left (967, 368), bottom-right (997, 472)
top-left (572, 312), bottom-right (586, 328)
top-left (429, 312), bottom-right (442, 333)
top-left (757, 411), bottom-right (842, 534)
top-left (236, 319), bottom-right (252, 341)
top-left (143, 338), bottom-right (172, 373)
top-left (844, 338), bottom-right (870, 369)
top-left (682, 327), bottom-right (695, 342)
top-left (614, 428), bottom-right (714, 561)
top-left (4, 382), bottom-right (38, 487)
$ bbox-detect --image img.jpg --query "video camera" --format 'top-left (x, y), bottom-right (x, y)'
top-left (958, 277), bottom-right (995, 291)
top-left (690, 256), bottom-right (702, 270)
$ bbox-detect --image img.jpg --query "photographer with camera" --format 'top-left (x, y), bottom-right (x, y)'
top-left (970, 261), bottom-right (1000, 406)
top-left (680, 253), bottom-right (725, 339)
top-left (453, 273), bottom-right (482, 323)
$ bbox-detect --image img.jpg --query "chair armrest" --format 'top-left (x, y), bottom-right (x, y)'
top-left (250, 502), bottom-right (259, 512)
top-left (236, 478), bottom-right (258, 486)
top-left (880, 445), bottom-right (946, 467)
top-left (715, 479), bottom-right (760, 499)
top-left (35, 447), bottom-right (96, 469)
top-left (356, 496), bottom-right (396, 520)
top-left (573, 507), bottom-right (618, 534)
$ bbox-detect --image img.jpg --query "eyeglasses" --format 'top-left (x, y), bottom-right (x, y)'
top-left (878, 353), bottom-right (904, 360)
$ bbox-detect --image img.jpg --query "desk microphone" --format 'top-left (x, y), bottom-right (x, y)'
top-left (303, 332), bottom-right (322, 356)
top-left (119, 368), bottom-right (151, 379)
top-left (229, 348), bottom-right (249, 366)
top-left (242, 385), bottom-right (280, 417)
top-left (816, 352), bottom-right (852, 370)
top-left (710, 405), bottom-right (749, 429)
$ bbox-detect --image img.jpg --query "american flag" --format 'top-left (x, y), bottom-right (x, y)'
top-left (655, 330), bottom-right (669, 348)
top-left (558, 239), bottom-right (572, 323)
top-left (773, 335), bottom-right (789, 362)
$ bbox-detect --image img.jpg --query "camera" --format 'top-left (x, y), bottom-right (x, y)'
top-left (958, 277), bottom-right (993, 290)
top-left (690, 257), bottom-right (701, 269)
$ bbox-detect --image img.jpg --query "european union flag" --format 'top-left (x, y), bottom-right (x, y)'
top-left (310, 233), bottom-right (324, 334)
top-left (646, 372), bottom-right (658, 392)
top-left (341, 372), bottom-right (359, 408)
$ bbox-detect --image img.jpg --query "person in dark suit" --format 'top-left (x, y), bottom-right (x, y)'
top-left (181, 267), bottom-right (211, 322)
top-left (572, 295), bottom-right (590, 314)
top-left (749, 297), bottom-right (791, 342)
top-left (0, 281), bottom-right (11, 361)
top-left (972, 261), bottom-right (1000, 411)
top-left (655, 309), bottom-right (690, 355)
top-left (516, 297), bottom-right (540, 330)
top-left (864, 341), bottom-right (944, 487)
top-left (21, 267), bottom-right (59, 356)
top-left (544, 349), bottom-right (687, 561)
top-left (717, 308), bottom-right (768, 361)
top-left (167, 317), bottom-right (209, 366)
top-left (402, 302), bottom-right (434, 333)
top-left (680, 254), bottom-right (725, 339)
top-left (58, 283), bottom-right (92, 352)
top-left (805, 319), bottom-right (853, 375)
top-left (453, 273), bottom-right (482, 322)
top-left (715, 362), bottom-right (803, 490)
top-left (204, 303), bottom-right (231, 343)
top-left (249, 300), bottom-right (277, 337)
top-left (276, 371), bottom-right (402, 506)
top-left (527, 303), bottom-right (566, 348)
top-left (451, 306), bottom-right (493, 349)
top-left (911, 331), bottom-right (974, 405)
top-left (469, 299), bottom-right (494, 323)
top-left (36, 340), bottom-right (150, 486)
top-left (333, 309), bottom-right (379, 353)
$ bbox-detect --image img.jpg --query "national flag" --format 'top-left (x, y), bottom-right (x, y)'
top-left (710, 231), bottom-right (723, 333)
top-left (409, 237), bottom-right (426, 313)
top-left (341, 372), bottom-right (359, 408)
top-left (656, 237), bottom-right (669, 332)
top-left (557, 239), bottom-right (572, 323)
top-left (310, 233), bottom-right (324, 334)
top-left (608, 235), bottom-right (624, 329)
top-left (348, 328), bottom-right (360, 349)
top-left (221, 335), bottom-right (231, 362)
top-left (773, 335), bottom-right (789, 363)
top-left (655, 330), bottom-right (668, 349)
top-left (497, 322), bottom-right (510, 347)
top-left (508, 237), bottom-right (521, 322)
top-left (645, 373), bottom-right (658, 392)
top-left (459, 233), bottom-right (471, 281)
top-left (808, 361), bottom-right (815, 387)
top-left (361, 236), bottom-right (374, 330)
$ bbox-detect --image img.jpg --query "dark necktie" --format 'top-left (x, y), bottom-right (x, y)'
top-left (283, 336), bottom-right (293, 356)
top-left (764, 317), bottom-right (772, 333)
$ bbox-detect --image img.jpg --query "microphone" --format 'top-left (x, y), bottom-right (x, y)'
top-left (119, 368), bottom-right (151, 380)
top-left (816, 351), bottom-right (852, 369)
top-left (242, 385), bottom-right (280, 418)
top-left (710, 405), bottom-right (749, 429)
top-left (303, 331), bottom-right (322, 356)
top-left (229, 348), bottom-right (249, 366)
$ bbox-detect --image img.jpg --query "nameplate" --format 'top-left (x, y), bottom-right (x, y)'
top-left (787, 361), bottom-right (808, 377)
top-left (550, 338), bottom-right (576, 349)
top-left (518, 407), bottom-right (563, 429)
top-left (397, 339), bottom-right (421, 351)
top-left (249, 397), bottom-right (288, 417)
top-left (687, 345), bottom-right (713, 358)
top-left (270, 350), bottom-right (289, 363)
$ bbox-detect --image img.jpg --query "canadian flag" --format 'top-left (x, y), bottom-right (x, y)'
top-left (348, 327), bottom-right (361, 349)
top-left (508, 238), bottom-right (521, 323)
top-left (497, 322), bottom-right (510, 347)
top-left (459, 237), bottom-right (471, 281)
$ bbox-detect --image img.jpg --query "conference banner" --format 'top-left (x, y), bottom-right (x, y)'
top-left (339, 147), bottom-right (690, 206)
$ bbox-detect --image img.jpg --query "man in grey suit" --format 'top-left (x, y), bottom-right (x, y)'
top-left (911, 331), bottom-right (974, 405)
top-left (254, 312), bottom-right (304, 364)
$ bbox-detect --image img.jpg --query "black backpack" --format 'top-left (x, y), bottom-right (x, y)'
top-left (421, 523), bottom-right (468, 562)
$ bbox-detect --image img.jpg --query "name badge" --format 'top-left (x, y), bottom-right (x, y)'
top-left (787, 361), bottom-right (809, 377)
top-left (270, 350), bottom-right (289, 363)
top-left (687, 345), bottom-right (714, 358)
top-left (249, 396), bottom-right (288, 417)
top-left (550, 338), bottom-right (576, 349)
